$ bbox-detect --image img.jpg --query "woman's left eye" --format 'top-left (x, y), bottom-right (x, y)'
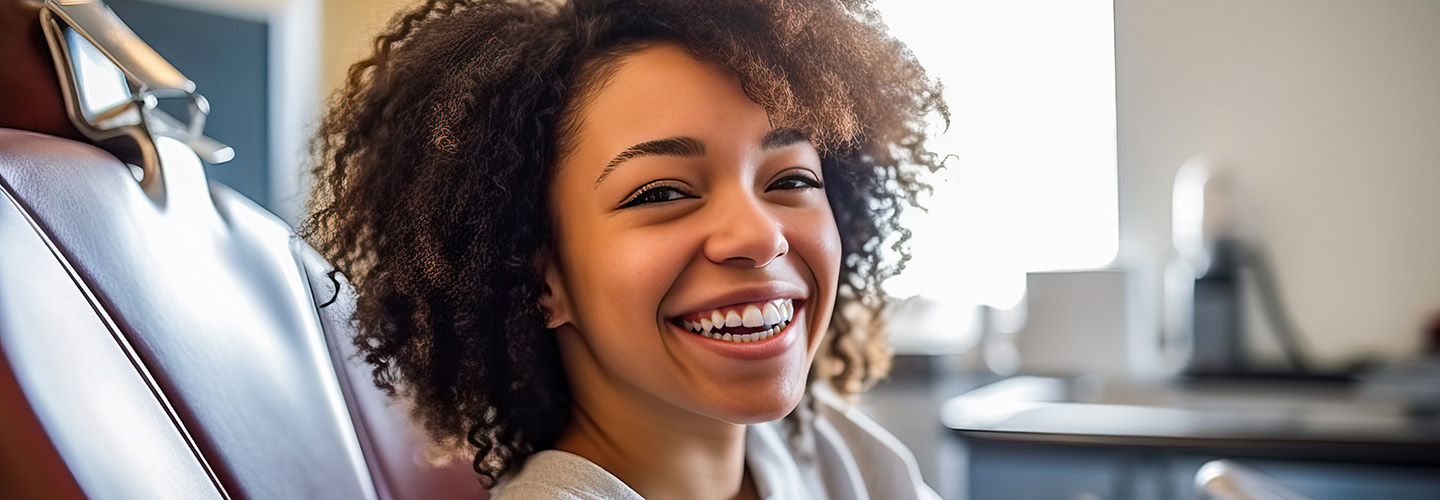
top-left (765, 171), bottom-right (824, 192)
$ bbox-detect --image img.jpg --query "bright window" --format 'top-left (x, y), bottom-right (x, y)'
top-left (876, 0), bottom-right (1119, 351)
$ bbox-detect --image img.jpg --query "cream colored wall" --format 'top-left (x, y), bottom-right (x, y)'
top-left (321, 0), bottom-right (414, 96)
top-left (1115, 0), bottom-right (1440, 372)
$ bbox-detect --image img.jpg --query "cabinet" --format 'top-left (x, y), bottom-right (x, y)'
top-left (943, 376), bottom-right (1440, 500)
top-left (964, 439), bottom-right (1440, 500)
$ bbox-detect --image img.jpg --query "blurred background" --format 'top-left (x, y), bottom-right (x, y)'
top-left (97, 0), bottom-right (1440, 498)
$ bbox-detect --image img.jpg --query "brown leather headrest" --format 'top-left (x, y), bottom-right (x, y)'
top-left (0, 0), bottom-right (83, 141)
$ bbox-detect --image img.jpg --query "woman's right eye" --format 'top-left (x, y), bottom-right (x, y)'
top-left (618, 181), bottom-right (697, 208)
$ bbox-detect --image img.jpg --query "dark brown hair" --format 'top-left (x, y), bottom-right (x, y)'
top-left (302, 0), bottom-right (945, 485)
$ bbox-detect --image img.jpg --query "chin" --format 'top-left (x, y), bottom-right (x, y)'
top-left (706, 371), bottom-right (809, 425)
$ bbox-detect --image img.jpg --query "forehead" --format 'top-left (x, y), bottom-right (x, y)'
top-left (561, 43), bottom-right (769, 165)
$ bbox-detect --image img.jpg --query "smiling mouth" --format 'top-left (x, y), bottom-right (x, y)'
top-left (671, 298), bottom-right (797, 344)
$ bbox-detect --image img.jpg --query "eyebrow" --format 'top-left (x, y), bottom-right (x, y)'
top-left (760, 127), bottom-right (808, 150)
top-left (595, 137), bottom-right (704, 186)
top-left (593, 128), bottom-right (810, 187)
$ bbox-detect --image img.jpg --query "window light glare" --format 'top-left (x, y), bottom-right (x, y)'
top-left (876, 0), bottom-right (1119, 342)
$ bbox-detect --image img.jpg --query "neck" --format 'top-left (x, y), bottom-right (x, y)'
top-left (552, 334), bottom-right (758, 500)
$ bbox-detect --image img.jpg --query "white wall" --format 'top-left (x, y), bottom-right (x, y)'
top-left (1115, 0), bottom-right (1440, 372)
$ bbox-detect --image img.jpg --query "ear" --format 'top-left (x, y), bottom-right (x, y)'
top-left (539, 253), bottom-right (572, 329)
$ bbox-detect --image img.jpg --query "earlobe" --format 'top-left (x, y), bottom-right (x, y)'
top-left (540, 256), bottom-right (572, 329)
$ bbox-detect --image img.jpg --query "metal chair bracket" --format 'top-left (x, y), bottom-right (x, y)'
top-left (39, 0), bottom-right (233, 196)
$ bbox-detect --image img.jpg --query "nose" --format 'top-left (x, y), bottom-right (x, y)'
top-left (703, 194), bottom-right (789, 268)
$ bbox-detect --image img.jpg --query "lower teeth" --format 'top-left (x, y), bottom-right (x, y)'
top-left (699, 320), bottom-right (787, 343)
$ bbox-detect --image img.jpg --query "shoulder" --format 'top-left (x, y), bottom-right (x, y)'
top-left (490, 450), bottom-right (644, 500)
top-left (757, 384), bottom-right (942, 500)
top-left (808, 384), bottom-right (921, 464)
top-left (489, 481), bottom-right (579, 500)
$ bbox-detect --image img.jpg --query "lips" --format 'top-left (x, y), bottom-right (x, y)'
top-left (670, 298), bottom-right (797, 343)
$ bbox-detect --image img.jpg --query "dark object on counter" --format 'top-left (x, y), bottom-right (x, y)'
top-left (1185, 237), bottom-right (1245, 376)
top-left (1186, 237), bottom-right (1313, 378)
top-left (1426, 310), bottom-right (1440, 357)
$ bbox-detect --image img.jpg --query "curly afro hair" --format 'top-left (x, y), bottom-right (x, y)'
top-left (301, 0), bottom-right (946, 485)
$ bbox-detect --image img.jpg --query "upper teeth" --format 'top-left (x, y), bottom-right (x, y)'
top-left (680, 299), bottom-right (794, 342)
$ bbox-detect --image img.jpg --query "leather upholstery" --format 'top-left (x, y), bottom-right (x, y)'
top-left (0, 128), bottom-right (374, 499)
top-left (0, 126), bottom-right (488, 500)
top-left (0, 2), bottom-right (483, 496)
top-left (299, 244), bottom-right (487, 500)
top-left (0, 130), bottom-right (489, 500)
top-left (0, 126), bottom-right (484, 499)
top-left (0, 181), bottom-right (223, 500)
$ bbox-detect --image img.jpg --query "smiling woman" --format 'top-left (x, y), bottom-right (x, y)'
top-left (544, 42), bottom-right (840, 435)
top-left (301, 0), bottom-right (946, 498)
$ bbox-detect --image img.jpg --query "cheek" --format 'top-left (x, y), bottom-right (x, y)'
top-left (566, 224), bottom-right (694, 331)
top-left (789, 204), bottom-right (842, 347)
top-left (801, 205), bottom-right (843, 291)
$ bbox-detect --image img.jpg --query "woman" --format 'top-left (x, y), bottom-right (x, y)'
top-left (303, 0), bottom-right (947, 498)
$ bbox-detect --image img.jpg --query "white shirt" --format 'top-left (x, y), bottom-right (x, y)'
top-left (491, 386), bottom-right (941, 500)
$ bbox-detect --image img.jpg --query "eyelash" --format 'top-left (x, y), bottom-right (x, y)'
top-left (764, 171), bottom-right (824, 192)
top-left (618, 180), bottom-right (696, 208)
top-left (617, 171), bottom-right (824, 209)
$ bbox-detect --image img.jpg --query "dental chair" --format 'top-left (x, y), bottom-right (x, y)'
top-left (0, 1), bottom-right (481, 498)
top-left (1195, 460), bottom-right (1315, 500)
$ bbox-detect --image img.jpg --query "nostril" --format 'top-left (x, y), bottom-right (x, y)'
top-left (722, 245), bottom-right (785, 268)
top-left (702, 199), bottom-right (790, 266)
